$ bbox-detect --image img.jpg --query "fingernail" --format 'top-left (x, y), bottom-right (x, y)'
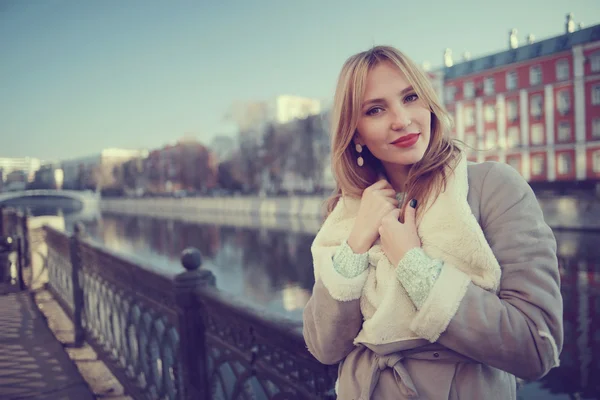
top-left (410, 199), bottom-right (417, 208)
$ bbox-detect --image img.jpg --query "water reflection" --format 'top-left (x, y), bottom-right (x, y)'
top-left (68, 213), bottom-right (600, 399)
top-left (75, 213), bottom-right (316, 320)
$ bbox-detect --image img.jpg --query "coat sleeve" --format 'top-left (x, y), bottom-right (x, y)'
top-left (302, 278), bottom-right (364, 365)
top-left (303, 198), bottom-right (368, 365)
top-left (436, 162), bottom-right (563, 381)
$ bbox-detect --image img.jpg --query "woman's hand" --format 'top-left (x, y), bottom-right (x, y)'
top-left (379, 200), bottom-right (422, 267)
top-left (347, 180), bottom-right (398, 254)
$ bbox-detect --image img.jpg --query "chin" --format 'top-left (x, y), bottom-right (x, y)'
top-left (395, 149), bottom-right (426, 165)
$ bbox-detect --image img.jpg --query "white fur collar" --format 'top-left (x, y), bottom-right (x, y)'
top-left (311, 157), bottom-right (502, 344)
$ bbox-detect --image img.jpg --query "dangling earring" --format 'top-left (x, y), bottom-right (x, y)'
top-left (355, 143), bottom-right (364, 167)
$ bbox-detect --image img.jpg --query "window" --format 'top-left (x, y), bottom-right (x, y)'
top-left (484, 77), bottom-right (495, 95)
top-left (445, 86), bottom-right (457, 103)
top-left (594, 118), bottom-right (600, 138)
top-left (557, 153), bottom-right (572, 175)
top-left (484, 104), bottom-right (496, 122)
top-left (558, 122), bottom-right (572, 142)
top-left (530, 65), bottom-right (542, 86)
top-left (507, 100), bottom-right (519, 122)
top-left (532, 155), bottom-right (545, 175)
top-left (465, 107), bottom-right (475, 127)
top-left (594, 151), bottom-right (600, 173)
top-left (592, 52), bottom-right (600, 73)
top-left (593, 85), bottom-right (600, 105)
top-left (506, 71), bottom-right (518, 91)
top-left (530, 95), bottom-right (543, 118)
top-left (486, 130), bottom-right (497, 149)
top-left (557, 91), bottom-right (571, 115)
top-left (507, 127), bottom-right (520, 147)
top-left (464, 81), bottom-right (475, 99)
top-left (556, 59), bottom-right (570, 81)
top-left (531, 124), bottom-right (544, 145)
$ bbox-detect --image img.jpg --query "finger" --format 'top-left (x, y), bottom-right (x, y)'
top-left (375, 188), bottom-right (397, 198)
top-left (382, 208), bottom-right (401, 224)
top-left (404, 199), bottom-right (417, 225)
top-left (371, 179), bottom-right (392, 190)
top-left (390, 208), bottom-right (401, 220)
top-left (382, 197), bottom-right (399, 206)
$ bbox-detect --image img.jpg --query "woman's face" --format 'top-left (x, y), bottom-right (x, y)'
top-left (355, 61), bottom-right (432, 169)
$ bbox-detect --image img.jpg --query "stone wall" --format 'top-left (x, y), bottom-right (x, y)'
top-left (100, 195), bottom-right (600, 231)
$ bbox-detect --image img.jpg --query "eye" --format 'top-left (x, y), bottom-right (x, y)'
top-left (366, 107), bottom-right (384, 116)
top-left (404, 93), bottom-right (419, 103)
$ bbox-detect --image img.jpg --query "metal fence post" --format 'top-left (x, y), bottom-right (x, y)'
top-left (174, 247), bottom-right (215, 400)
top-left (21, 210), bottom-right (30, 270)
top-left (70, 222), bottom-right (86, 347)
top-left (0, 206), bottom-right (5, 237)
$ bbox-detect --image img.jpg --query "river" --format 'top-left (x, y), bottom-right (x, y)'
top-left (48, 209), bottom-right (600, 399)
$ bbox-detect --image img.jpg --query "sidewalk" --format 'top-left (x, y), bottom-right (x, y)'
top-left (0, 285), bottom-right (96, 400)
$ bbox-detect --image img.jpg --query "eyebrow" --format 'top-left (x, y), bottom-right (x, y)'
top-left (362, 86), bottom-right (415, 108)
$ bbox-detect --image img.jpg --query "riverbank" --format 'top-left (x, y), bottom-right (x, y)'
top-left (99, 194), bottom-right (600, 231)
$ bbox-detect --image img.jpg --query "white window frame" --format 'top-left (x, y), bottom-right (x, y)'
top-left (484, 77), bottom-right (495, 96)
top-left (530, 65), bottom-right (542, 86)
top-left (593, 85), bottom-right (600, 105)
top-left (531, 124), bottom-right (544, 145)
top-left (530, 95), bottom-right (543, 118)
top-left (557, 121), bottom-right (572, 142)
top-left (506, 71), bottom-right (518, 91)
top-left (464, 81), bottom-right (475, 99)
top-left (556, 59), bottom-right (570, 81)
top-left (557, 153), bottom-right (572, 175)
top-left (507, 127), bottom-right (520, 148)
top-left (557, 90), bottom-right (571, 115)
top-left (484, 104), bottom-right (496, 122)
top-left (593, 118), bottom-right (600, 138)
top-left (465, 107), bottom-right (475, 127)
top-left (594, 151), bottom-right (600, 173)
top-left (591, 52), bottom-right (600, 73)
top-left (532, 155), bottom-right (545, 175)
top-left (507, 100), bottom-right (519, 122)
top-left (486, 130), bottom-right (497, 149)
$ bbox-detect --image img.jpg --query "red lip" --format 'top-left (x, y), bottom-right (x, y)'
top-left (391, 133), bottom-right (420, 147)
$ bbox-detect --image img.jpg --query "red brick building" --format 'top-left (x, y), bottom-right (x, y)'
top-left (436, 16), bottom-right (600, 186)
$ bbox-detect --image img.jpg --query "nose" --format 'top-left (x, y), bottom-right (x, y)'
top-left (390, 105), bottom-right (411, 131)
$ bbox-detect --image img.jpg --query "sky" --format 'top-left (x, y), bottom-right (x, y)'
top-left (1, 0), bottom-right (599, 162)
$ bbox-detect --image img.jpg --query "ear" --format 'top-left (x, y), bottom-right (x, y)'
top-left (353, 131), bottom-right (364, 146)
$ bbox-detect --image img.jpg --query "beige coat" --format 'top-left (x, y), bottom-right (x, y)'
top-left (303, 161), bottom-right (563, 399)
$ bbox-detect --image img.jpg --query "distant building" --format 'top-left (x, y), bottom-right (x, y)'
top-left (29, 163), bottom-right (64, 190)
top-left (271, 95), bottom-right (321, 124)
top-left (0, 157), bottom-right (42, 184)
top-left (145, 138), bottom-right (217, 194)
top-left (61, 148), bottom-right (147, 191)
top-left (4, 170), bottom-right (28, 191)
top-left (438, 14), bottom-right (600, 186)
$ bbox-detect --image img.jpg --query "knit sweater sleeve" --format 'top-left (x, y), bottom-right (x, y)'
top-left (332, 240), bottom-right (370, 278)
top-left (395, 248), bottom-right (443, 309)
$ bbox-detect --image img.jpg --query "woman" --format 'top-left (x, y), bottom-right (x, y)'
top-left (302, 46), bottom-right (563, 399)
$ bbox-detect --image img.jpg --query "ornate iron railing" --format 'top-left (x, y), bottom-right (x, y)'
top-left (197, 287), bottom-right (337, 399)
top-left (39, 222), bottom-right (337, 400)
top-left (45, 226), bottom-right (75, 314)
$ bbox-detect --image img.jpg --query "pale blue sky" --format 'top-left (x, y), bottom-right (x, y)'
top-left (1, 0), bottom-right (599, 161)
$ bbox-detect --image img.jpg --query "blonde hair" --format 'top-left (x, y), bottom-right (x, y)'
top-left (325, 45), bottom-right (462, 218)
